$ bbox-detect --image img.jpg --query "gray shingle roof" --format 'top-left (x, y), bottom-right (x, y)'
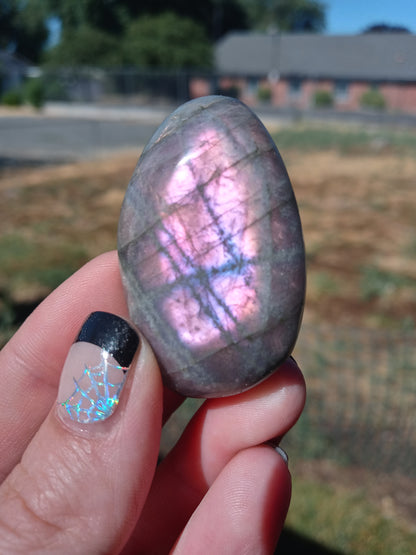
top-left (215, 33), bottom-right (416, 81)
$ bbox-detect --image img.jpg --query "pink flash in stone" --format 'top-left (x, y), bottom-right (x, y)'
top-left (157, 129), bottom-right (259, 348)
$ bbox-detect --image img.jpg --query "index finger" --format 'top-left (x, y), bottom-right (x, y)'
top-left (0, 251), bottom-right (129, 480)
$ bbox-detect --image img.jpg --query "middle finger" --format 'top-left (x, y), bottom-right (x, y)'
top-left (124, 357), bottom-right (305, 553)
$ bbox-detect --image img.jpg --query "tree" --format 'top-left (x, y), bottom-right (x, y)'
top-left (0, 1), bottom-right (17, 49)
top-left (44, 0), bottom-right (139, 37)
top-left (44, 26), bottom-right (121, 67)
top-left (363, 23), bottom-right (411, 34)
top-left (44, 0), bottom-right (247, 40)
top-left (44, 11), bottom-right (212, 69)
top-left (133, 0), bottom-right (248, 39)
top-left (2, 0), bottom-right (247, 68)
top-left (123, 12), bottom-right (212, 69)
top-left (0, 0), bottom-right (48, 62)
top-left (239, 0), bottom-right (326, 32)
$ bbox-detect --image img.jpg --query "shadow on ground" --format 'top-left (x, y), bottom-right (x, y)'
top-left (0, 156), bottom-right (69, 170)
top-left (276, 528), bottom-right (343, 554)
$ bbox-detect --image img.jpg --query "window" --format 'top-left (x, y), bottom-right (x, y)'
top-left (334, 80), bottom-right (349, 102)
top-left (288, 78), bottom-right (302, 99)
top-left (247, 77), bottom-right (258, 95)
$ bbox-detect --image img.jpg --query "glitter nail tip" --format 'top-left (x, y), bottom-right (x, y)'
top-left (118, 95), bottom-right (305, 398)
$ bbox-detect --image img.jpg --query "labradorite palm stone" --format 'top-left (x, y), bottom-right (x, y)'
top-left (118, 96), bottom-right (305, 398)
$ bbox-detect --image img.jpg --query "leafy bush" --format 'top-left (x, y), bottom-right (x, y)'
top-left (360, 89), bottom-right (386, 110)
top-left (42, 77), bottom-right (69, 101)
top-left (313, 89), bottom-right (333, 108)
top-left (257, 86), bottom-right (271, 102)
top-left (1, 89), bottom-right (24, 106)
top-left (24, 78), bottom-right (45, 109)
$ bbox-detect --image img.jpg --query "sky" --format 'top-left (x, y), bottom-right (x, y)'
top-left (325, 0), bottom-right (415, 34)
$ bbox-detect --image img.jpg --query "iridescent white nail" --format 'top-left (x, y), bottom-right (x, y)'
top-left (57, 312), bottom-right (139, 424)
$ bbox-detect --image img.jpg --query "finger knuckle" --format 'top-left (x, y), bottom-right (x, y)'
top-left (0, 464), bottom-right (65, 553)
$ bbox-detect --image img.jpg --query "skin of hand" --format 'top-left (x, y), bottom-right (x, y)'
top-left (0, 251), bottom-right (306, 554)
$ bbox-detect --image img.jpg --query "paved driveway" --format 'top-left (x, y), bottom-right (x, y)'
top-left (0, 110), bottom-right (165, 165)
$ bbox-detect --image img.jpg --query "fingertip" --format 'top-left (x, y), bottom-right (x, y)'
top-left (172, 445), bottom-right (292, 554)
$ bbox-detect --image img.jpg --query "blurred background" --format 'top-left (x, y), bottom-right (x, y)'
top-left (1, 1), bottom-right (415, 553)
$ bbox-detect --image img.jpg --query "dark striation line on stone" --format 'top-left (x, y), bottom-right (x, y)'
top-left (153, 238), bottom-right (302, 300)
top-left (156, 256), bottom-right (257, 294)
top-left (172, 318), bottom-right (295, 374)
top-left (119, 194), bottom-right (295, 287)
top-left (196, 180), bottom-right (241, 268)
top-left (185, 154), bottom-right (252, 333)
top-left (185, 147), bottom-right (275, 258)
top-left (120, 145), bottom-right (276, 254)
top-left (152, 219), bottom-right (236, 342)
top-left (193, 144), bottom-right (274, 198)
top-left (119, 255), bottom-right (197, 369)
top-left (148, 97), bottom-right (229, 150)
top-left (168, 142), bottom-right (273, 210)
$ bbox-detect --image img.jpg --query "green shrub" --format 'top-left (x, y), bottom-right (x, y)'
top-left (24, 78), bottom-right (45, 109)
top-left (313, 89), bottom-right (333, 108)
top-left (360, 89), bottom-right (386, 110)
top-left (257, 86), bottom-right (271, 103)
top-left (43, 77), bottom-right (68, 101)
top-left (1, 89), bottom-right (24, 106)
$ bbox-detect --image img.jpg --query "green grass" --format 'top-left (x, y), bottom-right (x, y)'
top-left (359, 265), bottom-right (416, 301)
top-left (0, 232), bottom-right (89, 345)
top-left (0, 233), bottom-right (88, 291)
top-left (286, 479), bottom-right (416, 555)
top-left (403, 238), bottom-right (416, 257)
top-left (272, 125), bottom-right (416, 155)
top-left (308, 271), bottom-right (341, 297)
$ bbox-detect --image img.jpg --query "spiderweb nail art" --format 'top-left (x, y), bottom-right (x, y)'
top-left (61, 350), bottom-right (128, 423)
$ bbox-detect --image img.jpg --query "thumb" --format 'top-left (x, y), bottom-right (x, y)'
top-left (0, 312), bottom-right (163, 554)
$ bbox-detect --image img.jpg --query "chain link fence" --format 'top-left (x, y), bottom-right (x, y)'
top-left (283, 323), bottom-right (416, 478)
top-left (40, 68), bottom-right (215, 106)
top-left (162, 323), bottom-right (416, 480)
top-left (35, 68), bottom-right (416, 128)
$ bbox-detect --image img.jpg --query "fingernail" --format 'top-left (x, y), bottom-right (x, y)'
top-left (57, 311), bottom-right (139, 424)
top-left (266, 440), bottom-right (289, 466)
top-left (274, 446), bottom-right (289, 466)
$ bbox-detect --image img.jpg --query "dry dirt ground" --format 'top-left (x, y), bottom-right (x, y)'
top-left (1, 145), bottom-right (415, 530)
top-left (1, 147), bottom-right (415, 329)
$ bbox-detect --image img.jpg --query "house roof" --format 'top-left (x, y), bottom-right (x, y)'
top-left (215, 33), bottom-right (416, 82)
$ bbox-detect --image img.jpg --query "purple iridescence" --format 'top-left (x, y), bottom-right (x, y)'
top-left (156, 127), bottom-right (260, 349)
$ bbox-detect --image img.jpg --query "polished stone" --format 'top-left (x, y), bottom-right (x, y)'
top-left (118, 96), bottom-right (305, 397)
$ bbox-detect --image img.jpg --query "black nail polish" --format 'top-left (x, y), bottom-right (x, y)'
top-left (76, 311), bottom-right (139, 367)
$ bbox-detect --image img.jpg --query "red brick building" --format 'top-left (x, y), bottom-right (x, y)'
top-left (191, 33), bottom-right (416, 114)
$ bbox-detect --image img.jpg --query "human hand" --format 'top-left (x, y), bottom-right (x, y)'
top-left (0, 251), bottom-right (305, 554)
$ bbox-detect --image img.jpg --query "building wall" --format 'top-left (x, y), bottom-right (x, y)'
top-left (189, 77), bottom-right (211, 99)
top-left (379, 83), bottom-right (416, 112)
top-left (189, 75), bottom-right (416, 114)
top-left (340, 82), bottom-right (368, 111)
